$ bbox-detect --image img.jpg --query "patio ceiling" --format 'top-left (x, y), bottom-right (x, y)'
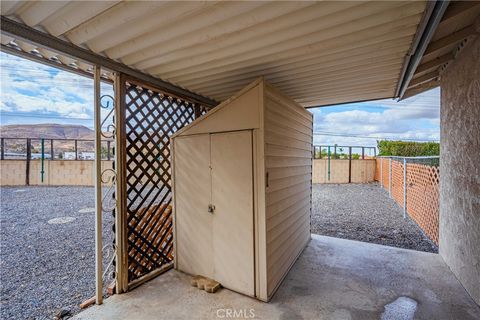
top-left (1, 1), bottom-right (433, 106)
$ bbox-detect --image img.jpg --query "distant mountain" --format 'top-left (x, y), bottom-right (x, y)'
top-left (0, 124), bottom-right (94, 139)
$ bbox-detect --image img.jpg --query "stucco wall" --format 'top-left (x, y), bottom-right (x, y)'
top-left (439, 37), bottom-right (480, 304)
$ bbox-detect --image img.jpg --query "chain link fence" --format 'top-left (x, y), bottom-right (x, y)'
top-left (375, 156), bottom-right (440, 244)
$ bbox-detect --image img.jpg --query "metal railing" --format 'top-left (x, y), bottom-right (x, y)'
top-left (313, 144), bottom-right (377, 160)
top-left (313, 145), bottom-right (377, 183)
top-left (0, 137), bottom-right (113, 160)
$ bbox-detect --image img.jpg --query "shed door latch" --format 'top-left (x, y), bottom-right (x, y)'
top-left (208, 204), bottom-right (215, 214)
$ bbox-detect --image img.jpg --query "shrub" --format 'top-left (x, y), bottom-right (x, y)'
top-left (377, 140), bottom-right (439, 156)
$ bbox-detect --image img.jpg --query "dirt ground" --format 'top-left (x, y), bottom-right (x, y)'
top-left (311, 183), bottom-right (438, 253)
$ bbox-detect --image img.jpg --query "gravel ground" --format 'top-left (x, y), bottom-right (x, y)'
top-left (311, 183), bottom-right (438, 253)
top-left (0, 186), bottom-right (114, 320)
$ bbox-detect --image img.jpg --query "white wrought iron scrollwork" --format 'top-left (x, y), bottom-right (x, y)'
top-left (99, 91), bottom-right (118, 289)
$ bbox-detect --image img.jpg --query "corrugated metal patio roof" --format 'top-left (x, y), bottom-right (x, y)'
top-left (401, 1), bottom-right (480, 99)
top-left (0, 1), bottom-right (436, 106)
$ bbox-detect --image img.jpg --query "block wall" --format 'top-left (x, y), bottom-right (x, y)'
top-left (312, 159), bottom-right (376, 184)
top-left (0, 160), bottom-right (113, 186)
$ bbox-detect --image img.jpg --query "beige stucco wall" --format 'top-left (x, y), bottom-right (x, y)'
top-left (312, 159), bottom-right (376, 184)
top-left (440, 36), bottom-right (480, 304)
top-left (0, 160), bottom-right (113, 186)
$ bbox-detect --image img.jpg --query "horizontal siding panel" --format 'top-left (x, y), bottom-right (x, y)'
top-left (267, 173), bottom-right (311, 193)
top-left (266, 85), bottom-right (313, 122)
top-left (264, 83), bottom-right (312, 298)
top-left (267, 215), bottom-right (309, 259)
top-left (268, 165), bottom-right (311, 180)
top-left (266, 118), bottom-right (312, 143)
top-left (265, 109), bottom-right (312, 136)
top-left (266, 183), bottom-right (310, 219)
top-left (266, 144), bottom-right (312, 158)
top-left (267, 224), bottom-right (310, 292)
top-left (267, 198), bottom-right (310, 232)
top-left (267, 207), bottom-right (310, 244)
top-left (266, 181), bottom-right (311, 206)
top-left (266, 97), bottom-right (312, 128)
top-left (265, 130), bottom-right (312, 151)
top-left (266, 156), bottom-right (311, 168)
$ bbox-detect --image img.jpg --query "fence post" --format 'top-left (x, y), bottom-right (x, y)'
top-left (51, 139), bottom-right (54, 160)
top-left (380, 157), bottom-right (383, 187)
top-left (26, 138), bottom-right (31, 186)
top-left (107, 140), bottom-right (111, 160)
top-left (389, 158), bottom-right (392, 197)
top-left (75, 139), bottom-right (78, 160)
top-left (403, 158), bottom-right (407, 218)
top-left (41, 139), bottom-right (45, 183)
top-left (348, 146), bottom-right (352, 183)
top-left (319, 145), bottom-right (322, 159)
top-left (327, 146), bottom-right (331, 181)
top-left (361, 147), bottom-right (365, 159)
top-left (1, 138), bottom-right (4, 160)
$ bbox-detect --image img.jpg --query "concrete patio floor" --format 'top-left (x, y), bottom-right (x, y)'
top-left (73, 235), bottom-right (480, 320)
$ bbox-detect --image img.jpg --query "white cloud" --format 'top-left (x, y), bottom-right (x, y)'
top-left (0, 52), bottom-right (113, 124)
top-left (311, 88), bottom-right (440, 148)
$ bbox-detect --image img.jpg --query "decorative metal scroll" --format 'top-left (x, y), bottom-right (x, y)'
top-left (99, 94), bottom-right (118, 288)
top-left (124, 82), bottom-right (198, 282)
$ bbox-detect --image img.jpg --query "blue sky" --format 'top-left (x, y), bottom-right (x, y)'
top-left (0, 51), bottom-right (439, 152)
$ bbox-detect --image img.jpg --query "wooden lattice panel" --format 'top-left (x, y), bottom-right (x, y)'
top-left (391, 160), bottom-right (404, 207)
top-left (124, 83), bottom-right (197, 282)
top-left (406, 163), bottom-right (440, 244)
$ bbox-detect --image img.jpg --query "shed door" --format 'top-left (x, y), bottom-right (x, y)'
top-left (174, 134), bottom-right (213, 277)
top-left (211, 131), bottom-right (254, 296)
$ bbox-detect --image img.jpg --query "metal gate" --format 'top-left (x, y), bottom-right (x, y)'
top-left (114, 75), bottom-right (208, 290)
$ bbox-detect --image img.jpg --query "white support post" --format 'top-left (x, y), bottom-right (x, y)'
top-left (403, 158), bottom-right (407, 219)
top-left (389, 158), bottom-right (392, 197)
top-left (94, 65), bottom-right (103, 305)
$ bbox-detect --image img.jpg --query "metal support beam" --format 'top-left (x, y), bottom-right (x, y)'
top-left (424, 23), bottom-right (478, 56)
top-left (0, 43), bottom-right (112, 84)
top-left (0, 16), bottom-right (217, 108)
top-left (94, 66), bottom-right (103, 305)
top-left (416, 52), bottom-right (454, 73)
top-left (409, 71), bottom-right (439, 87)
top-left (397, 0), bottom-right (450, 99)
top-left (403, 158), bottom-right (407, 219)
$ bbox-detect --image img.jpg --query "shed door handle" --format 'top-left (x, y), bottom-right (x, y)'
top-left (208, 204), bottom-right (215, 214)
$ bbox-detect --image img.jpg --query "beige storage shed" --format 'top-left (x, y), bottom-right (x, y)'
top-left (171, 78), bottom-right (313, 301)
